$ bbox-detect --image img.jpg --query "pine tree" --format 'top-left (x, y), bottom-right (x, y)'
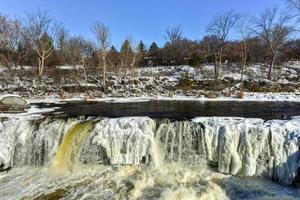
top-left (149, 42), bottom-right (159, 54)
top-left (136, 41), bottom-right (146, 66)
top-left (107, 45), bottom-right (120, 69)
top-left (120, 39), bottom-right (133, 67)
top-left (137, 41), bottom-right (146, 54)
top-left (148, 42), bottom-right (160, 66)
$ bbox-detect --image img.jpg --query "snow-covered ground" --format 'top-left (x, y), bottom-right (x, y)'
top-left (26, 92), bottom-right (300, 104)
top-left (0, 63), bottom-right (299, 102)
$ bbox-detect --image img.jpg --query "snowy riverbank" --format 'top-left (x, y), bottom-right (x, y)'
top-left (27, 92), bottom-right (300, 104)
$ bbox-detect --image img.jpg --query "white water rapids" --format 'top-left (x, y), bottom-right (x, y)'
top-left (0, 116), bottom-right (300, 199)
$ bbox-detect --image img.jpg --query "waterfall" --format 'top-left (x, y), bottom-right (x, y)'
top-left (51, 121), bottom-right (93, 173)
top-left (0, 117), bottom-right (78, 168)
top-left (0, 116), bottom-right (300, 185)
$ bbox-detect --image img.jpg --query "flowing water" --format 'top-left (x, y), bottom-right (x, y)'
top-left (0, 101), bottom-right (300, 200)
top-left (52, 122), bottom-right (93, 173)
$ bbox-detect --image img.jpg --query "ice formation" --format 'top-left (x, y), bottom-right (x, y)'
top-left (0, 115), bottom-right (300, 185)
top-left (81, 117), bottom-right (158, 165)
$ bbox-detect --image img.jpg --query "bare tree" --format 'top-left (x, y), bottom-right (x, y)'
top-left (164, 25), bottom-right (183, 44)
top-left (287, 0), bottom-right (300, 13)
top-left (207, 11), bottom-right (240, 80)
top-left (57, 27), bottom-right (69, 64)
top-left (8, 20), bottom-right (29, 68)
top-left (253, 7), bottom-right (293, 79)
top-left (25, 10), bottom-right (62, 77)
top-left (91, 22), bottom-right (111, 89)
top-left (237, 15), bottom-right (251, 91)
top-left (286, 0), bottom-right (300, 26)
top-left (0, 15), bottom-right (29, 68)
top-left (64, 36), bottom-right (94, 84)
top-left (0, 14), bottom-right (12, 67)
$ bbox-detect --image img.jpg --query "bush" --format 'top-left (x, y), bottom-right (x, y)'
top-left (177, 77), bottom-right (194, 91)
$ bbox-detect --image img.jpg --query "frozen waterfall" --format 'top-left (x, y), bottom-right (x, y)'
top-left (0, 115), bottom-right (299, 185)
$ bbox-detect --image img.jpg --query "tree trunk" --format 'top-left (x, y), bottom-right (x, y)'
top-left (213, 59), bottom-right (218, 81)
top-left (40, 57), bottom-right (45, 77)
top-left (240, 41), bottom-right (247, 91)
top-left (82, 58), bottom-right (88, 85)
top-left (38, 52), bottom-right (45, 77)
top-left (38, 58), bottom-right (41, 76)
top-left (215, 46), bottom-right (223, 81)
top-left (218, 46), bottom-right (223, 79)
top-left (131, 54), bottom-right (136, 77)
top-left (102, 52), bottom-right (106, 89)
top-left (131, 54), bottom-right (136, 88)
top-left (268, 53), bottom-right (276, 80)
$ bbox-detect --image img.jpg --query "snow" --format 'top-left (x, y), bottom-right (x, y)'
top-left (0, 106), bottom-right (58, 118)
top-left (0, 94), bottom-right (25, 99)
top-left (22, 91), bottom-right (300, 104)
top-left (89, 92), bottom-right (300, 102)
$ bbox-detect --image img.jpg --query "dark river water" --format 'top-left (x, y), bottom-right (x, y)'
top-left (32, 100), bottom-right (300, 120)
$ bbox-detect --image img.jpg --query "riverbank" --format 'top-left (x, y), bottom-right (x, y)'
top-left (1, 64), bottom-right (299, 102)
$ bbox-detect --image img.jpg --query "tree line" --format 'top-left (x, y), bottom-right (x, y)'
top-left (0, 0), bottom-right (300, 82)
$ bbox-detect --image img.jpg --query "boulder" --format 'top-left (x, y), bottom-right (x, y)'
top-left (0, 95), bottom-right (29, 112)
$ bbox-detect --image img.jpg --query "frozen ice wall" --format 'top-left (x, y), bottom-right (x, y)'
top-left (80, 117), bottom-right (158, 166)
top-left (158, 117), bottom-right (300, 184)
top-left (0, 115), bottom-right (299, 185)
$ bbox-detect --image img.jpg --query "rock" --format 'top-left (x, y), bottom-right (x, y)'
top-left (138, 77), bottom-right (150, 82)
top-left (0, 95), bottom-right (29, 112)
top-left (0, 162), bottom-right (11, 172)
top-left (207, 91), bottom-right (218, 99)
top-left (145, 85), bottom-right (154, 91)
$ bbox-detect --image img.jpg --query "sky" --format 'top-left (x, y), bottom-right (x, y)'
top-left (0, 0), bottom-right (287, 49)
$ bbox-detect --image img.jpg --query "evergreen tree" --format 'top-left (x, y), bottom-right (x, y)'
top-left (107, 45), bottom-right (120, 69)
top-left (149, 42), bottom-right (159, 54)
top-left (148, 42), bottom-right (160, 66)
top-left (136, 41), bottom-right (146, 66)
top-left (137, 41), bottom-right (146, 53)
top-left (120, 39), bottom-right (133, 67)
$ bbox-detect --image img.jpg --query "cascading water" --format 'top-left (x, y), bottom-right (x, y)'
top-left (0, 115), bottom-right (300, 199)
top-left (52, 121), bottom-right (93, 172)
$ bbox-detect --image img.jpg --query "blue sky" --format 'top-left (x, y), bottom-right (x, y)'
top-left (1, 0), bottom-right (287, 49)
